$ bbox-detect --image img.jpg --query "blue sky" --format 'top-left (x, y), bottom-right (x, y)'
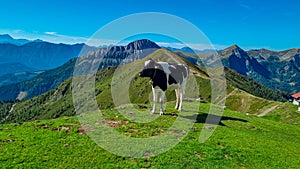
top-left (0, 0), bottom-right (299, 50)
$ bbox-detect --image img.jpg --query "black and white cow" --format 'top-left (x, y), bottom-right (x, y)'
top-left (139, 59), bottom-right (189, 115)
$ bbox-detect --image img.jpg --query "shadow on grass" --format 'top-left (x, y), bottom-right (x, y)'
top-left (180, 113), bottom-right (248, 126)
top-left (163, 112), bottom-right (179, 117)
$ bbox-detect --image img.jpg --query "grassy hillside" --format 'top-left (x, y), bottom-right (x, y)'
top-left (0, 103), bottom-right (300, 168)
top-left (263, 102), bottom-right (300, 125)
top-left (1, 48), bottom-right (295, 125)
top-left (224, 67), bottom-right (287, 102)
top-left (0, 49), bottom-right (211, 124)
top-left (225, 88), bottom-right (300, 125)
top-left (0, 58), bottom-right (77, 101)
top-left (1, 48), bottom-right (299, 168)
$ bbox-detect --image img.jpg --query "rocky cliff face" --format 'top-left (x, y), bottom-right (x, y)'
top-left (220, 45), bottom-right (270, 78)
top-left (217, 46), bottom-right (300, 93)
top-left (98, 39), bottom-right (160, 69)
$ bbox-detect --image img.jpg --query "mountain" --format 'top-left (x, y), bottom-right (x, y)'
top-left (171, 49), bottom-right (287, 101)
top-left (0, 39), bottom-right (291, 102)
top-left (0, 41), bottom-right (299, 168)
top-left (198, 45), bottom-right (300, 94)
top-left (0, 42), bottom-right (95, 71)
top-left (0, 71), bottom-right (44, 87)
top-left (0, 38), bottom-right (96, 87)
top-left (0, 39), bottom-right (160, 101)
top-left (126, 39), bottom-right (160, 50)
top-left (0, 48), bottom-right (289, 124)
top-left (98, 39), bottom-right (160, 69)
top-left (0, 58), bottom-right (77, 101)
top-left (0, 34), bottom-right (44, 45)
top-left (0, 62), bottom-right (36, 76)
top-left (0, 34), bottom-right (31, 46)
top-left (247, 48), bottom-right (300, 93)
top-left (166, 46), bottom-right (215, 54)
top-left (219, 45), bottom-right (271, 78)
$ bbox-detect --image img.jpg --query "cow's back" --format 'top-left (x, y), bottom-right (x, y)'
top-left (168, 64), bottom-right (189, 85)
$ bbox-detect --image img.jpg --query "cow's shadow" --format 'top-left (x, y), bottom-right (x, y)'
top-left (180, 113), bottom-right (248, 126)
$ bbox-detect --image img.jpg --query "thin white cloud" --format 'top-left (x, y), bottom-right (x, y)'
top-left (86, 38), bottom-right (120, 47)
top-left (240, 3), bottom-right (251, 10)
top-left (236, 0), bottom-right (251, 10)
top-left (44, 31), bottom-right (57, 35)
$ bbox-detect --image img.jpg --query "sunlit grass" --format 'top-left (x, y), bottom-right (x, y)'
top-left (1, 102), bottom-right (300, 168)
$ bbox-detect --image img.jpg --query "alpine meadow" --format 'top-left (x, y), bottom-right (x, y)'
top-left (1, 0), bottom-right (300, 168)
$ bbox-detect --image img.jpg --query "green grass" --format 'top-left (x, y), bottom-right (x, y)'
top-left (225, 89), bottom-right (300, 125)
top-left (1, 102), bottom-right (300, 168)
top-left (263, 102), bottom-right (300, 125)
top-left (225, 89), bottom-right (278, 115)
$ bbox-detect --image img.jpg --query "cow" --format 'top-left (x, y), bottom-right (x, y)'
top-left (139, 59), bottom-right (189, 115)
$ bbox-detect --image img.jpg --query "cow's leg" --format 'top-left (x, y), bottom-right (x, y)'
top-left (151, 87), bottom-right (157, 114)
top-left (175, 88), bottom-right (179, 110)
top-left (178, 81), bottom-right (186, 111)
top-left (159, 90), bottom-right (165, 115)
top-left (178, 88), bottom-right (183, 111)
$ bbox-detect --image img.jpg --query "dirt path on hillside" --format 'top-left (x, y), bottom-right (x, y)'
top-left (226, 89), bottom-right (238, 98)
top-left (257, 105), bottom-right (278, 117)
top-left (9, 103), bottom-right (16, 113)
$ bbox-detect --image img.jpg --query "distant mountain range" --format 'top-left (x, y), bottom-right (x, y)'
top-left (0, 71), bottom-right (44, 87)
top-left (0, 62), bottom-right (36, 75)
top-left (165, 46), bottom-right (215, 54)
top-left (0, 39), bottom-right (160, 101)
top-left (169, 45), bottom-right (300, 94)
top-left (0, 47), bottom-right (288, 123)
top-left (0, 34), bottom-right (298, 101)
top-left (0, 41), bottom-right (95, 71)
top-left (216, 45), bottom-right (300, 93)
top-left (0, 34), bottom-right (96, 86)
top-left (0, 34), bottom-right (43, 46)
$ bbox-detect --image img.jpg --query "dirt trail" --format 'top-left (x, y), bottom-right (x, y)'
top-left (226, 89), bottom-right (238, 98)
top-left (9, 104), bottom-right (16, 113)
top-left (257, 105), bottom-right (278, 117)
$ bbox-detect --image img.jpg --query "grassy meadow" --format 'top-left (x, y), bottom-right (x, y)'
top-left (1, 102), bottom-right (300, 168)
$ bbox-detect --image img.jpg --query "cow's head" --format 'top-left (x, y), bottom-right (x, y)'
top-left (139, 59), bottom-right (157, 78)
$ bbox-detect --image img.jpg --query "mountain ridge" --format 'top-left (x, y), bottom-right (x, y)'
top-left (0, 34), bottom-right (42, 46)
top-left (0, 35), bottom-right (297, 100)
top-left (0, 48), bottom-right (289, 124)
top-left (0, 39), bottom-right (161, 101)
top-left (199, 45), bottom-right (300, 93)
top-left (0, 41), bottom-right (94, 70)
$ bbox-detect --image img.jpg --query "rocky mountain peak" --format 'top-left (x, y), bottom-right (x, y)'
top-left (125, 39), bottom-right (160, 50)
top-left (220, 44), bottom-right (247, 58)
top-left (226, 44), bottom-right (242, 51)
